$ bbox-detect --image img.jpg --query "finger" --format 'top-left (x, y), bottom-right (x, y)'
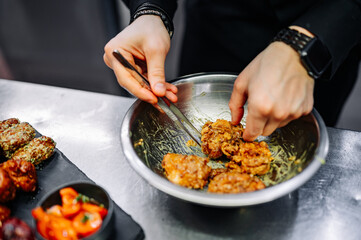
top-left (279, 119), bottom-right (292, 128)
top-left (242, 110), bottom-right (267, 141)
top-left (163, 82), bottom-right (178, 102)
top-left (165, 82), bottom-right (178, 94)
top-left (262, 118), bottom-right (282, 136)
top-left (103, 53), bottom-right (111, 68)
top-left (229, 73), bottom-right (248, 125)
top-left (111, 54), bottom-right (158, 104)
top-left (165, 91), bottom-right (178, 103)
top-left (152, 103), bottom-right (165, 114)
top-left (146, 51), bottom-right (167, 97)
top-left (134, 57), bottom-right (147, 74)
top-left (134, 63), bottom-right (144, 75)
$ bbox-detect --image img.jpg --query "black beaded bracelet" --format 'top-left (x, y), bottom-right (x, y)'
top-left (131, 3), bottom-right (174, 39)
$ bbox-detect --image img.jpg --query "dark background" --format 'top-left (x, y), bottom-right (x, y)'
top-left (0, 0), bottom-right (360, 131)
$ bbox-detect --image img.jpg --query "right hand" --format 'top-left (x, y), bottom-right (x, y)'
top-left (103, 15), bottom-right (178, 105)
top-left (229, 41), bottom-right (314, 142)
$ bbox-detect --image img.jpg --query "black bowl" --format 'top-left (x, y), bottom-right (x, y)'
top-left (34, 181), bottom-right (114, 240)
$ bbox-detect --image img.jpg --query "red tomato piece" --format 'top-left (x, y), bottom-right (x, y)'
top-left (60, 187), bottom-right (78, 206)
top-left (47, 205), bottom-right (63, 217)
top-left (82, 203), bottom-right (108, 219)
top-left (32, 206), bottom-right (46, 220)
top-left (72, 211), bottom-right (102, 238)
top-left (48, 216), bottom-right (78, 240)
top-left (61, 202), bottom-right (81, 219)
top-left (36, 219), bottom-right (50, 239)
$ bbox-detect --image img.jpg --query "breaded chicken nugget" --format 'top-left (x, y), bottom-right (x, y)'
top-left (230, 141), bottom-right (273, 175)
top-left (201, 119), bottom-right (243, 159)
top-left (208, 171), bottom-right (265, 194)
top-left (162, 153), bottom-right (211, 189)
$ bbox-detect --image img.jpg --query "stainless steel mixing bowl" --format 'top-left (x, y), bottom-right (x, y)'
top-left (121, 73), bottom-right (329, 207)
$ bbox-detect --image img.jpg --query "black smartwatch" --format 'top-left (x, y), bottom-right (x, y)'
top-left (272, 28), bottom-right (332, 79)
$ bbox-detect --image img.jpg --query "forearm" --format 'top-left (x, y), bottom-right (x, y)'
top-left (292, 0), bottom-right (361, 78)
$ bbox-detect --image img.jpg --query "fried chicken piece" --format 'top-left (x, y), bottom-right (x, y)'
top-left (201, 119), bottom-right (244, 159)
top-left (0, 118), bottom-right (20, 135)
top-left (209, 161), bottom-right (245, 179)
top-left (162, 153), bottom-right (211, 189)
top-left (208, 172), bottom-right (265, 194)
top-left (0, 205), bottom-right (11, 227)
top-left (229, 141), bottom-right (273, 175)
top-left (224, 161), bottom-right (244, 172)
top-left (209, 168), bottom-right (228, 180)
top-left (10, 136), bottom-right (56, 165)
top-left (0, 122), bottom-right (36, 158)
top-left (1, 159), bottom-right (37, 192)
top-left (0, 168), bottom-right (16, 203)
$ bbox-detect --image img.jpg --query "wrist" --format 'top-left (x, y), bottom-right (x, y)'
top-left (272, 27), bottom-right (331, 80)
top-left (288, 25), bottom-right (314, 38)
top-left (131, 3), bottom-right (174, 39)
top-left (132, 15), bottom-right (171, 41)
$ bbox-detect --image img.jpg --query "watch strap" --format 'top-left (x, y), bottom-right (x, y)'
top-left (272, 28), bottom-right (313, 54)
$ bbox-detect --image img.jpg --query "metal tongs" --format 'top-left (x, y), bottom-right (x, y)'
top-left (113, 50), bottom-right (202, 146)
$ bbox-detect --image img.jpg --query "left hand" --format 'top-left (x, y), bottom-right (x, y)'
top-left (229, 41), bottom-right (315, 141)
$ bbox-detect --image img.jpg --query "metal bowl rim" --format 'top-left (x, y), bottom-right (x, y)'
top-left (120, 72), bottom-right (329, 207)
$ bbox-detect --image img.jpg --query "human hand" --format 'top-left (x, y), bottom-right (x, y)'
top-left (103, 15), bottom-right (178, 105)
top-left (229, 41), bottom-right (315, 141)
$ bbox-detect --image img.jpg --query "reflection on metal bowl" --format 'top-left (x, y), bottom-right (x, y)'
top-left (121, 73), bottom-right (329, 207)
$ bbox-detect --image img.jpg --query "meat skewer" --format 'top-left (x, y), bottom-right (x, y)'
top-left (0, 122), bottom-right (36, 158)
top-left (0, 118), bottom-right (20, 135)
top-left (10, 136), bottom-right (56, 165)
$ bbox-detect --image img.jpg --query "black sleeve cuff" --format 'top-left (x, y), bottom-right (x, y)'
top-left (122, 0), bottom-right (177, 38)
top-left (292, 0), bottom-right (361, 78)
top-left (131, 3), bottom-right (175, 38)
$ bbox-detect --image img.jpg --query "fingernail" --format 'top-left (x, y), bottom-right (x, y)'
top-left (154, 83), bottom-right (166, 93)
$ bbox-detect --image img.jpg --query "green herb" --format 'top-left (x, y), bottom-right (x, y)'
top-left (75, 193), bottom-right (91, 203)
top-left (81, 195), bottom-right (90, 203)
top-left (81, 214), bottom-right (90, 223)
top-left (75, 194), bottom-right (82, 202)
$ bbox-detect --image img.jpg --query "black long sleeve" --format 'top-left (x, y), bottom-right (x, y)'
top-left (292, 0), bottom-right (361, 77)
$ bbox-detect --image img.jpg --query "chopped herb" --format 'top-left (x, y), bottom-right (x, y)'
top-left (82, 195), bottom-right (90, 203)
top-left (75, 194), bottom-right (82, 202)
top-left (81, 214), bottom-right (90, 223)
top-left (75, 194), bottom-right (91, 203)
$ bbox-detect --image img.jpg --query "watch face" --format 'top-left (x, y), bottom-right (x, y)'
top-left (301, 38), bottom-right (331, 78)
